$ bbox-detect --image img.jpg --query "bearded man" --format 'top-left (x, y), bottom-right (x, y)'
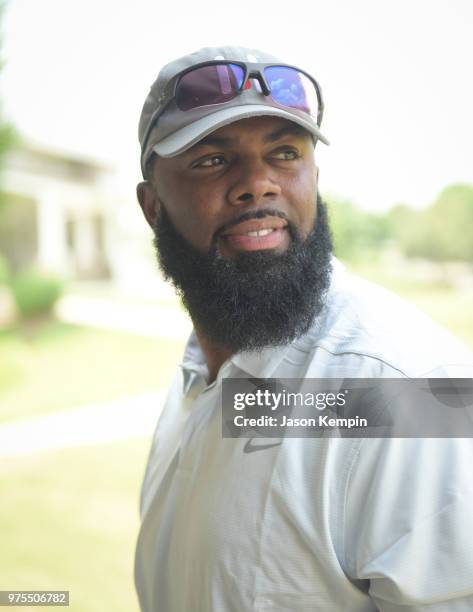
top-left (134, 46), bottom-right (473, 612)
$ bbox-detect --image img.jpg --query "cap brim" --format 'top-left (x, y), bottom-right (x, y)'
top-left (151, 104), bottom-right (329, 158)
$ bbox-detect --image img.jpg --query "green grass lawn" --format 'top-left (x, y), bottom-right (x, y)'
top-left (0, 320), bottom-right (186, 424)
top-left (0, 438), bottom-right (149, 612)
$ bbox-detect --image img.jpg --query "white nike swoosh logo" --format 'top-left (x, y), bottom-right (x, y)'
top-left (243, 438), bottom-right (282, 453)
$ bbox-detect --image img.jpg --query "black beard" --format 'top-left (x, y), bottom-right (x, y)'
top-left (152, 194), bottom-right (333, 353)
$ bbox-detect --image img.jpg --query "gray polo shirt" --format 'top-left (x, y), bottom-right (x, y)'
top-left (135, 259), bottom-right (473, 611)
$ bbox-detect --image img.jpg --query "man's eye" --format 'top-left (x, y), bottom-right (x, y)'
top-left (272, 149), bottom-right (300, 160)
top-left (195, 155), bottom-right (226, 168)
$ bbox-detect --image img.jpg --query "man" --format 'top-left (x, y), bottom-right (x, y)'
top-left (134, 46), bottom-right (473, 611)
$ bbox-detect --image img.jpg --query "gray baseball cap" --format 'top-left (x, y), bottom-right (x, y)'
top-left (138, 46), bottom-right (329, 178)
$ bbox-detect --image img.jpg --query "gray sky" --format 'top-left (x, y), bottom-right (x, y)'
top-left (3, 0), bottom-right (472, 211)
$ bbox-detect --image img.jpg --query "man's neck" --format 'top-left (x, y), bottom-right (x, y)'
top-left (193, 327), bottom-right (234, 384)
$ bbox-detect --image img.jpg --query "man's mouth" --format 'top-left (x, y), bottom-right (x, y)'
top-left (220, 218), bottom-right (289, 252)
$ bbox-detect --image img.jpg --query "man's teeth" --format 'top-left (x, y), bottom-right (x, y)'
top-left (246, 228), bottom-right (275, 237)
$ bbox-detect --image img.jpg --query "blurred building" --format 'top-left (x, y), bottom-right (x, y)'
top-left (1, 140), bottom-right (115, 279)
top-left (0, 139), bottom-right (172, 297)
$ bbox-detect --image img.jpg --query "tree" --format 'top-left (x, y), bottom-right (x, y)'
top-left (386, 203), bottom-right (431, 259)
top-left (326, 197), bottom-right (391, 262)
top-left (427, 184), bottom-right (473, 262)
top-left (0, 0), bottom-right (18, 285)
top-left (388, 185), bottom-right (473, 262)
top-left (0, 0), bottom-right (16, 176)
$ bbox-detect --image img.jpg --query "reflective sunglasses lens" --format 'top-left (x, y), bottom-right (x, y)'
top-left (175, 63), bottom-right (245, 111)
top-left (263, 66), bottom-right (319, 118)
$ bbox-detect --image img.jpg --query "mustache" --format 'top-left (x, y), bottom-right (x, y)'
top-left (215, 208), bottom-right (300, 244)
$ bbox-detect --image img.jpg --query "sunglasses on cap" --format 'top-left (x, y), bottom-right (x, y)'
top-left (141, 60), bottom-right (325, 164)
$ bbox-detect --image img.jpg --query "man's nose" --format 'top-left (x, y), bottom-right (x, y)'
top-left (227, 161), bottom-right (282, 206)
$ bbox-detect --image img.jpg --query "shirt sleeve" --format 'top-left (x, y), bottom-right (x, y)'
top-left (343, 436), bottom-right (473, 611)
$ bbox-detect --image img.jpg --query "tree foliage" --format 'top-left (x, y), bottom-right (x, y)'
top-left (326, 197), bottom-right (391, 261)
top-left (386, 184), bottom-right (473, 262)
top-left (0, 0), bottom-right (16, 175)
top-left (327, 183), bottom-right (473, 264)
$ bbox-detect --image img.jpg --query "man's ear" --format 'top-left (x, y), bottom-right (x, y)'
top-left (136, 181), bottom-right (161, 229)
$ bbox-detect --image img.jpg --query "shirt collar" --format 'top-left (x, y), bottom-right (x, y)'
top-left (180, 330), bottom-right (209, 392)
